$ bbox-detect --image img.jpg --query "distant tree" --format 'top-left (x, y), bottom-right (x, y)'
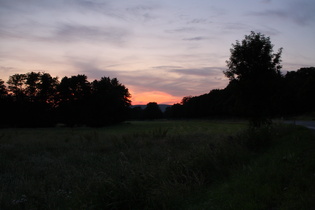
top-left (6, 74), bottom-right (29, 126)
top-left (0, 79), bottom-right (10, 127)
top-left (57, 75), bottom-right (91, 102)
top-left (7, 73), bottom-right (27, 99)
top-left (224, 31), bottom-right (283, 127)
top-left (165, 103), bottom-right (184, 119)
top-left (37, 73), bottom-right (59, 105)
top-left (0, 79), bottom-right (7, 96)
top-left (130, 106), bottom-right (144, 120)
top-left (181, 96), bottom-right (192, 105)
top-left (2, 72), bottom-right (131, 127)
top-left (25, 72), bottom-right (41, 101)
top-left (143, 102), bottom-right (163, 120)
top-left (283, 67), bottom-right (315, 115)
top-left (6, 72), bottom-right (59, 127)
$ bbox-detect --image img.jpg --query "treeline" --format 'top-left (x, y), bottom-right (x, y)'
top-left (165, 67), bottom-right (315, 119)
top-left (130, 102), bottom-right (164, 120)
top-left (0, 72), bottom-right (131, 127)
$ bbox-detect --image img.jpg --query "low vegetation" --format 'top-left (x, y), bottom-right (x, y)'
top-left (0, 120), bottom-right (314, 209)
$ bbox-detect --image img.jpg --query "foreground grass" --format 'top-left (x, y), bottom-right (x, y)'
top-left (190, 125), bottom-right (315, 210)
top-left (0, 120), bottom-right (314, 209)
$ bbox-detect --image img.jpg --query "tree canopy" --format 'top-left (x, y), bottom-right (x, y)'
top-left (0, 72), bottom-right (131, 127)
top-left (224, 31), bottom-right (282, 81)
top-left (224, 31), bottom-right (283, 126)
top-left (143, 102), bottom-right (163, 120)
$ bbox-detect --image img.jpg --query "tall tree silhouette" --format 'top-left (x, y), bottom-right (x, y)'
top-left (58, 75), bottom-right (91, 102)
top-left (7, 73), bottom-right (27, 100)
top-left (87, 77), bottom-right (131, 126)
top-left (25, 72), bottom-right (41, 101)
top-left (57, 75), bottom-right (91, 126)
top-left (224, 31), bottom-right (283, 127)
top-left (24, 72), bottom-right (59, 126)
top-left (37, 73), bottom-right (59, 105)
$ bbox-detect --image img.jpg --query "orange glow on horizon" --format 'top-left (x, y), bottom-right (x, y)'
top-left (130, 90), bottom-right (181, 105)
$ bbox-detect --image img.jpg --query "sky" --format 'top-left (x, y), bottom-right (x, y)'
top-left (0, 0), bottom-right (314, 105)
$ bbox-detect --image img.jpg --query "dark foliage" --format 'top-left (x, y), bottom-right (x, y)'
top-left (56, 75), bottom-right (92, 126)
top-left (168, 66), bottom-right (315, 120)
top-left (281, 67), bottom-right (315, 116)
top-left (130, 106), bottom-right (145, 120)
top-left (143, 102), bottom-right (163, 120)
top-left (224, 31), bottom-right (283, 126)
top-left (167, 32), bottom-right (314, 122)
top-left (0, 72), bottom-right (131, 127)
top-left (86, 77), bottom-right (131, 126)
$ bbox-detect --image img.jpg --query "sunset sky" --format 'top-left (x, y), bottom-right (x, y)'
top-left (1, 0), bottom-right (314, 105)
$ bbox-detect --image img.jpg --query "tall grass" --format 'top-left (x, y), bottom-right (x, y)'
top-left (190, 124), bottom-right (315, 210)
top-left (1, 120), bottom-right (314, 209)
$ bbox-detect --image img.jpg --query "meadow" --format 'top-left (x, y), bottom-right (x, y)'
top-left (1, 120), bottom-right (314, 209)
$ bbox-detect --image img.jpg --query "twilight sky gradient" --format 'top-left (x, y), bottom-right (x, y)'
top-left (1, 0), bottom-right (314, 105)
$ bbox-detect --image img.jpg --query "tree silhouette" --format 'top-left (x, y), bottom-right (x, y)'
top-left (224, 31), bottom-right (283, 126)
top-left (130, 106), bottom-right (144, 120)
top-left (7, 73), bottom-right (27, 100)
top-left (166, 32), bottom-right (312, 122)
top-left (0, 79), bottom-right (7, 96)
top-left (0, 79), bottom-right (10, 127)
top-left (87, 77), bottom-right (131, 126)
top-left (37, 73), bottom-right (59, 105)
top-left (57, 75), bottom-right (91, 102)
top-left (56, 75), bottom-right (91, 126)
top-left (25, 72), bottom-right (41, 101)
top-left (164, 103), bottom-right (183, 119)
top-left (143, 102), bottom-right (163, 120)
top-left (283, 67), bottom-right (315, 115)
top-left (1, 72), bottom-right (132, 127)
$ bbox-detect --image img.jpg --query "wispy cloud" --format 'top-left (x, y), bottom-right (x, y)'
top-left (248, 1), bottom-right (315, 26)
top-left (119, 66), bottom-right (227, 97)
top-left (54, 24), bottom-right (130, 45)
top-left (76, 0), bottom-right (109, 11)
top-left (165, 27), bottom-right (201, 33)
top-left (253, 26), bottom-right (281, 37)
top-left (69, 64), bottom-right (227, 98)
top-left (0, 66), bottom-right (14, 70)
top-left (183, 36), bottom-right (208, 41)
top-left (0, 21), bottom-right (131, 47)
top-left (0, 66), bottom-right (15, 74)
top-left (126, 5), bottom-right (158, 22)
top-left (221, 22), bottom-right (251, 33)
top-left (0, 66), bottom-right (19, 80)
top-left (67, 59), bottom-right (120, 80)
top-left (153, 66), bottom-right (182, 69)
top-left (170, 67), bottom-right (225, 77)
top-left (187, 18), bottom-right (211, 24)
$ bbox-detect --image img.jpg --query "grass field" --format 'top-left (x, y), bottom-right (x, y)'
top-left (1, 120), bottom-right (314, 209)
